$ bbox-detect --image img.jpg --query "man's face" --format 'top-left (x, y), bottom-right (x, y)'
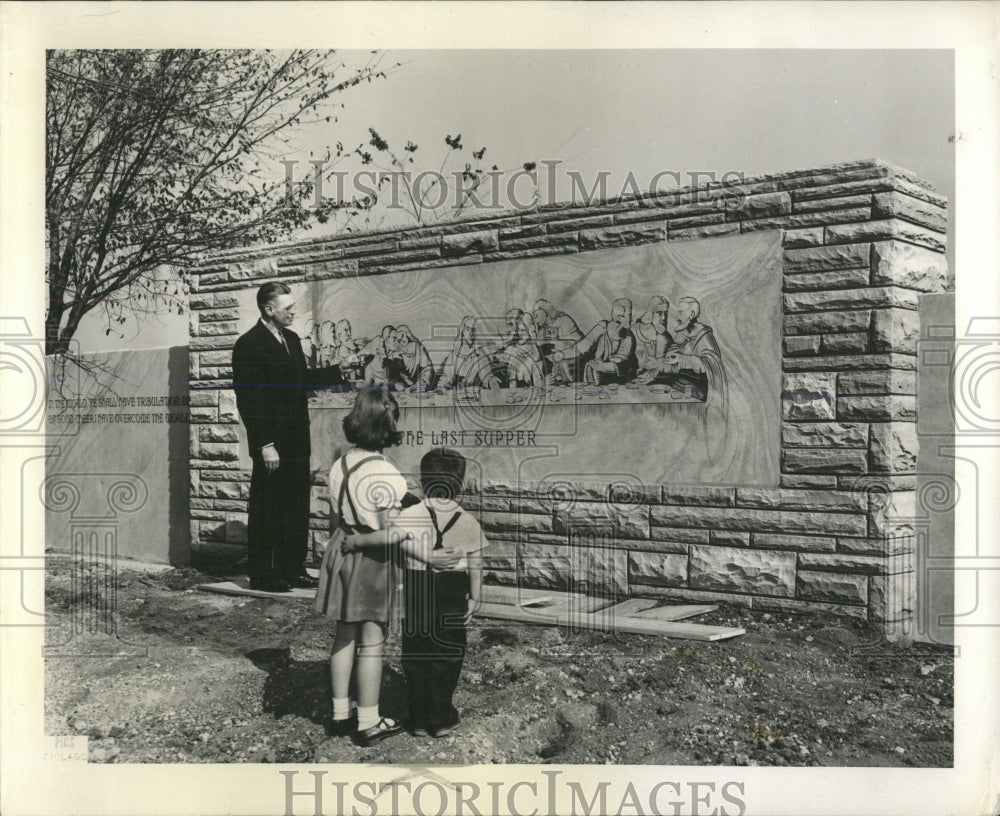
top-left (461, 321), bottom-right (476, 345)
top-left (674, 304), bottom-right (696, 333)
top-left (337, 323), bottom-right (352, 343)
top-left (533, 306), bottom-right (548, 329)
top-left (610, 302), bottom-right (627, 328)
top-left (653, 309), bottom-right (667, 332)
top-left (397, 331), bottom-right (412, 351)
top-left (267, 294), bottom-right (295, 328)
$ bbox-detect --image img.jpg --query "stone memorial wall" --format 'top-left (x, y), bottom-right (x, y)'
top-left (186, 159), bottom-right (951, 640)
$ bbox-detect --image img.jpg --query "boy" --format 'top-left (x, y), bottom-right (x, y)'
top-left (342, 447), bottom-right (488, 738)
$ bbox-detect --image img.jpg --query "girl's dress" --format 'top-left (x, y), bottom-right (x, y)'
top-left (314, 449), bottom-right (406, 623)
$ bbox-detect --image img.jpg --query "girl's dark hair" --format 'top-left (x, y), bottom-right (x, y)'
top-left (420, 447), bottom-right (467, 501)
top-left (343, 387), bottom-right (402, 451)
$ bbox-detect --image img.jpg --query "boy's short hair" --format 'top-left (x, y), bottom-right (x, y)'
top-left (420, 447), bottom-right (467, 501)
top-left (343, 387), bottom-right (402, 451)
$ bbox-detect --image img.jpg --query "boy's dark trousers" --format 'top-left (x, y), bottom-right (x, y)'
top-left (402, 567), bottom-right (470, 730)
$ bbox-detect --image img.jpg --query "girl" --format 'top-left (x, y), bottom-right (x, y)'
top-left (314, 387), bottom-right (408, 746)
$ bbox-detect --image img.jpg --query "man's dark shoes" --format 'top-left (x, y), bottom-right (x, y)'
top-left (249, 576), bottom-right (292, 593)
top-left (353, 717), bottom-right (404, 747)
top-left (288, 571), bottom-right (319, 589)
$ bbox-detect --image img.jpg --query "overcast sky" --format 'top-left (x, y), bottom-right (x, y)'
top-left (75, 48), bottom-right (955, 352)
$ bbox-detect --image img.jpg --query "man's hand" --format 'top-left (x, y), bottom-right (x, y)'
top-left (341, 536), bottom-right (358, 555)
top-left (262, 445), bottom-right (280, 473)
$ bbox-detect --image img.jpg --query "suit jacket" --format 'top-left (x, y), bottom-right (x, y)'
top-left (231, 321), bottom-right (343, 457)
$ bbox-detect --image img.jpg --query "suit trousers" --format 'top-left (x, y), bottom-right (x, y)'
top-left (247, 448), bottom-right (311, 581)
top-left (402, 568), bottom-right (469, 729)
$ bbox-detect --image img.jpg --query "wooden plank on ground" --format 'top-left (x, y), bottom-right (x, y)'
top-left (197, 581), bottom-right (315, 601)
top-left (474, 602), bottom-right (744, 642)
top-left (631, 604), bottom-right (718, 622)
top-left (601, 598), bottom-right (660, 617)
top-left (480, 586), bottom-right (614, 613)
top-left (481, 585), bottom-right (555, 607)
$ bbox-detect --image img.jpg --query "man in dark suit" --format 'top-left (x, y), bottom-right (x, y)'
top-left (232, 282), bottom-right (343, 592)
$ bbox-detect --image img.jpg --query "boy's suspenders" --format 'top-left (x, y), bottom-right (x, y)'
top-left (426, 505), bottom-right (463, 550)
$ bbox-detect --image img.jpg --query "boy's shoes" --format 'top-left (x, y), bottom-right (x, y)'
top-left (430, 716), bottom-right (461, 738)
top-left (354, 717), bottom-right (404, 747)
top-left (409, 724), bottom-right (429, 737)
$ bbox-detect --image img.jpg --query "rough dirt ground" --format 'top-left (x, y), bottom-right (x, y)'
top-left (45, 558), bottom-right (954, 767)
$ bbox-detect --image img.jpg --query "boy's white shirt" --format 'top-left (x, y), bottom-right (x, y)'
top-left (394, 497), bottom-right (489, 571)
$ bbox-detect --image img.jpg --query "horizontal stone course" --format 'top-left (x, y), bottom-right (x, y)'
top-left (784, 335), bottom-right (821, 356)
top-left (824, 219), bottom-right (945, 253)
top-left (552, 502), bottom-right (650, 539)
top-left (660, 486), bottom-right (735, 506)
top-left (784, 244), bottom-right (870, 273)
top-left (742, 208), bottom-right (873, 234)
top-left (779, 474), bottom-right (838, 488)
top-left (784, 310), bottom-right (871, 336)
top-left (792, 193), bottom-right (873, 213)
top-left (650, 505), bottom-right (867, 536)
top-left (782, 422), bottom-right (867, 448)
top-left (735, 487), bottom-right (866, 512)
top-left (837, 395), bottom-right (916, 421)
top-left (797, 570), bottom-right (868, 605)
top-left (669, 223), bottom-right (740, 241)
top-left (752, 533), bottom-right (836, 552)
top-left (822, 332), bottom-right (869, 355)
top-left (709, 531), bottom-right (750, 547)
top-left (782, 227), bottom-right (824, 248)
top-left (837, 370), bottom-right (916, 396)
top-left (783, 268), bottom-right (869, 292)
top-left (580, 223), bottom-right (665, 250)
top-left (783, 286), bottom-right (920, 314)
top-left (782, 448), bottom-right (868, 475)
top-left (646, 526), bottom-right (711, 545)
top-left (689, 545), bottom-right (795, 597)
top-left (502, 232), bottom-right (579, 252)
top-left (476, 511), bottom-right (553, 534)
top-left (783, 353), bottom-right (916, 372)
top-left (871, 193), bottom-right (947, 233)
top-left (628, 551), bottom-right (688, 587)
top-left (798, 553), bottom-right (886, 574)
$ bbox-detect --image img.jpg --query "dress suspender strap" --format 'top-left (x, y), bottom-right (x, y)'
top-left (337, 454), bottom-right (382, 530)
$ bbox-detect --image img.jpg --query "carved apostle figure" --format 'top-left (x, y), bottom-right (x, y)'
top-left (552, 298), bottom-right (638, 386)
top-left (532, 298), bottom-right (584, 384)
top-left (633, 295), bottom-right (674, 380)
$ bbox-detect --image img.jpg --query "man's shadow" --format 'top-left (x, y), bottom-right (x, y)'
top-left (246, 648), bottom-right (407, 725)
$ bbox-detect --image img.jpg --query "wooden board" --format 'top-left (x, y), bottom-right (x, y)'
top-left (601, 598), bottom-right (660, 617)
top-left (630, 603), bottom-right (718, 622)
top-left (474, 602), bottom-right (745, 642)
top-left (479, 586), bottom-right (615, 613)
top-left (197, 581), bottom-right (315, 601)
top-left (481, 585), bottom-right (555, 607)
